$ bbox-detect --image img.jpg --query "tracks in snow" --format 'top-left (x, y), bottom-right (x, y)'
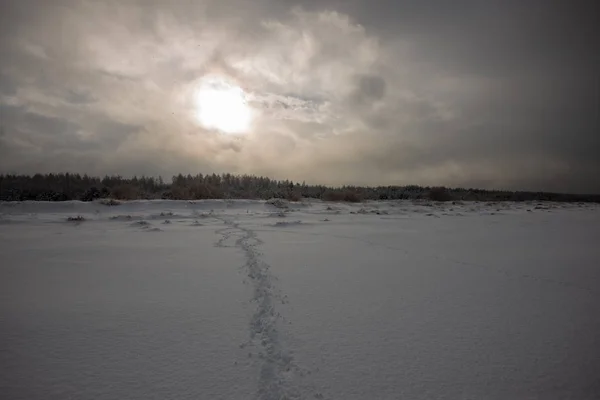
top-left (215, 217), bottom-right (323, 400)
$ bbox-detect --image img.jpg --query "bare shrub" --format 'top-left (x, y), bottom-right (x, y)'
top-left (110, 184), bottom-right (139, 200)
top-left (170, 185), bottom-right (191, 200)
top-left (99, 198), bottom-right (121, 206)
top-left (322, 190), bottom-right (362, 202)
top-left (286, 192), bottom-right (302, 202)
top-left (428, 186), bottom-right (453, 202)
top-left (266, 198), bottom-right (289, 209)
top-left (342, 191), bottom-right (362, 203)
top-left (322, 191), bottom-right (345, 202)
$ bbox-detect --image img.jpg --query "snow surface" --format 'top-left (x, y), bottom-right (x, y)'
top-left (1, 199), bottom-right (599, 400)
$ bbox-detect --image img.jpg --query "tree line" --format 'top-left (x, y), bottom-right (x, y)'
top-left (0, 173), bottom-right (598, 203)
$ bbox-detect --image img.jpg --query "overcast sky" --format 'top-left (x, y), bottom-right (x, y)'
top-left (0, 0), bottom-right (598, 193)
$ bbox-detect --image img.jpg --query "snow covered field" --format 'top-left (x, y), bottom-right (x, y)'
top-left (1, 199), bottom-right (599, 400)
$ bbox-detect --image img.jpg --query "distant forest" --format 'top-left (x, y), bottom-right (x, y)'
top-left (0, 173), bottom-right (598, 203)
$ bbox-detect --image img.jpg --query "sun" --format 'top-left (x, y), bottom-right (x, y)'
top-left (193, 76), bottom-right (252, 134)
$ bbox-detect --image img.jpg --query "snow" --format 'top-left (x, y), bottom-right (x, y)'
top-left (1, 199), bottom-right (599, 399)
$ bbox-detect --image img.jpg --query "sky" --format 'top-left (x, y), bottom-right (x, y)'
top-left (0, 0), bottom-right (598, 193)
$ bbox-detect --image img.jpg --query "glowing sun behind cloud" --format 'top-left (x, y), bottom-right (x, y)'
top-left (193, 76), bottom-right (253, 134)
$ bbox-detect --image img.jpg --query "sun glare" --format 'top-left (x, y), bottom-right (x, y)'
top-left (193, 76), bottom-right (252, 134)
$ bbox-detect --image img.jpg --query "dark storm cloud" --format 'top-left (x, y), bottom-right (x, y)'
top-left (332, 0), bottom-right (598, 193)
top-left (301, 0), bottom-right (599, 74)
top-left (0, 0), bottom-right (597, 193)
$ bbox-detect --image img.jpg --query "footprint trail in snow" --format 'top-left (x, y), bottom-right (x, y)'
top-left (215, 217), bottom-right (324, 400)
